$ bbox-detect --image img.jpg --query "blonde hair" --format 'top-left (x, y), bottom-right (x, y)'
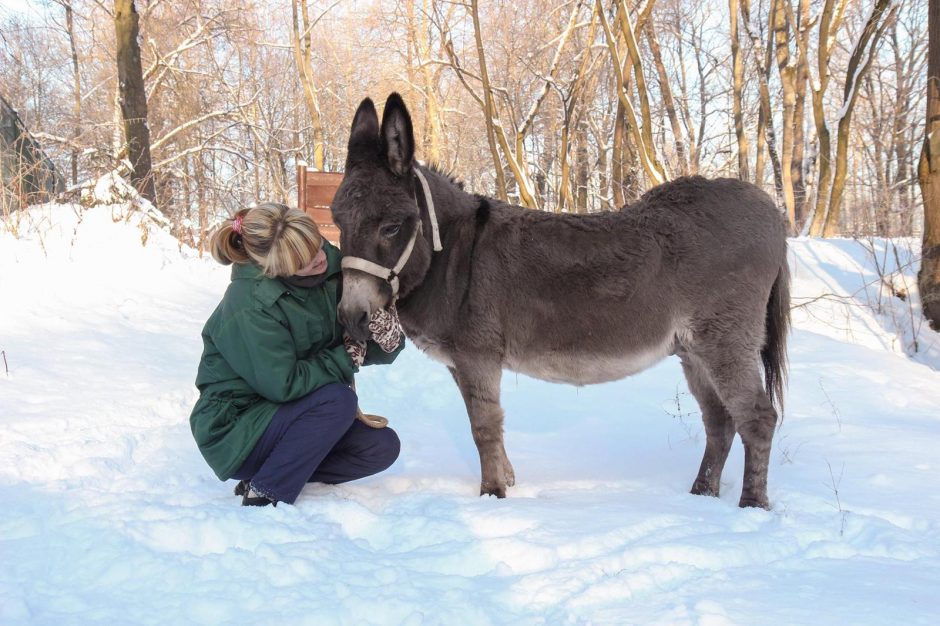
top-left (210, 203), bottom-right (324, 278)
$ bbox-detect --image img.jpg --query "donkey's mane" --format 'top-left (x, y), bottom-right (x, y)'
top-left (423, 162), bottom-right (464, 190)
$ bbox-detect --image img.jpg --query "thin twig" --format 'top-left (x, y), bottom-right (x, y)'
top-left (818, 379), bottom-right (842, 433)
top-left (825, 460), bottom-right (848, 537)
top-left (790, 253), bottom-right (921, 310)
top-left (1, 350), bottom-right (8, 376)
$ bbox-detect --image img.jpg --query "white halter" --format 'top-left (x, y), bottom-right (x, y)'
top-left (340, 168), bottom-right (442, 299)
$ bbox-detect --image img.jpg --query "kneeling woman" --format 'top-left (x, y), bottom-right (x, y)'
top-left (190, 203), bottom-right (404, 506)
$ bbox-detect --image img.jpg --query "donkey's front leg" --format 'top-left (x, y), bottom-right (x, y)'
top-left (449, 363), bottom-right (515, 498)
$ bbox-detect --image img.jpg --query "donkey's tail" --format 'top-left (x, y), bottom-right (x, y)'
top-left (762, 254), bottom-right (791, 415)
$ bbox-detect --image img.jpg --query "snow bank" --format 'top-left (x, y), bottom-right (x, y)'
top-left (789, 236), bottom-right (940, 369)
top-left (1, 207), bottom-right (938, 625)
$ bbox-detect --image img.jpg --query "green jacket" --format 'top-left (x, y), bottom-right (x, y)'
top-left (189, 242), bottom-right (404, 480)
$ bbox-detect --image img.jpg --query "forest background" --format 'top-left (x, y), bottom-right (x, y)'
top-left (0, 0), bottom-right (930, 249)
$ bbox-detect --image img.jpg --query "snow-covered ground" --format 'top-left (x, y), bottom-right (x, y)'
top-left (1, 203), bottom-right (939, 625)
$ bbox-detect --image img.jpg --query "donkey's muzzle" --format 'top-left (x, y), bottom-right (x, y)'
top-left (338, 303), bottom-right (371, 343)
top-left (338, 268), bottom-right (389, 342)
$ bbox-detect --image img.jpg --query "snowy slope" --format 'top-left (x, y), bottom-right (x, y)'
top-left (1, 204), bottom-right (939, 625)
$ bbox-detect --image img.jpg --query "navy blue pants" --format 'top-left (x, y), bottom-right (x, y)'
top-left (232, 383), bottom-right (400, 504)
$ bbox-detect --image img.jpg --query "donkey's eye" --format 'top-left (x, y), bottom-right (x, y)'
top-left (380, 223), bottom-right (402, 238)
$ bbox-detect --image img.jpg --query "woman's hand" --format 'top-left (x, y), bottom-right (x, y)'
top-left (343, 333), bottom-right (366, 368)
top-left (343, 306), bottom-right (402, 368)
top-left (368, 305), bottom-right (404, 353)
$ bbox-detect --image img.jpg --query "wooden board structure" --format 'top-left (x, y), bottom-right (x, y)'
top-left (296, 165), bottom-right (388, 424)
top-left (296, 164), bottom-right (343, 245)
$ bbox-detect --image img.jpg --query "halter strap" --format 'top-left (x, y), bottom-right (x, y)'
top-left (339, 167), bottom-right (442, 299)
top-left (415, 169), bottom-right (442, 252)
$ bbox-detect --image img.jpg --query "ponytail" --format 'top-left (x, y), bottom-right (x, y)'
top-left (210, 208), bottom-right (251, 266)
top-left (209, 204), bottom-right (322, 277)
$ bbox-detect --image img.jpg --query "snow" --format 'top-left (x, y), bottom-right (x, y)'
top-left (2, 204), bottom-right (939, 625)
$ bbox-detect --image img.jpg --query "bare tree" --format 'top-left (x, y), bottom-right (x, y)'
top-left (598, 0), bottom-right (666, 186)
top-left (729, 0), bottom-right (749, 181)
top-left (920, 0), bottom-right (940, 329)
top-left (406, 0), bottom-right (445, 164)
top-left (0, 0), bottom-right (926, 242)
top-left (806, 0), bottom-right (848, 235)
top-left (443, 0), bottom-right (586, 208)
top-left (773, 0), bottom-right (797, 229)
top-left (789, 0), bottom-right (812, 224)
top-left (646, 20), bottom-right (688, 175)
top-left (114, 0), bottom-right (156, 204)
top-left (609, 0), bottom-right (656, 206)
top-left (740, 0), bottom-right (785, 213)
top-left (291, 0), bottom-right (327, 170)
top-left (556, 4), bottom-right (600, 212)
top-left (50, 0), bottom-right (83, 186)
top-left (472, 0), bottom-right (512, 201)
top-left (818, 0), bottom-right (897, 237)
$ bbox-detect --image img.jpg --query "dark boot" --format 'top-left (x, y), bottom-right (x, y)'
top-left (240, 484), bottom-right (276, 507)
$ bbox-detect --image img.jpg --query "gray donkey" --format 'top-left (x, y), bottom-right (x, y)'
top-left (333, 94), bottom-right (790, 509)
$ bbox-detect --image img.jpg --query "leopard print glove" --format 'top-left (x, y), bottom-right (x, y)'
top-left (343, 333), bottom-right (366, 368)
top-left (368, 304), bottom-right (404, 353)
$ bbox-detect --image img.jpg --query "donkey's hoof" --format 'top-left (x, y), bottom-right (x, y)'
top-left (690, 481), bottom-right (719, 497)
top-left (738, 495), bottom-right (770, 510)
top-left (480, 484), bottom-right (507, 498)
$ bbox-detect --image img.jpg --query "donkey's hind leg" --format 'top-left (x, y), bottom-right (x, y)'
top-left (695, 348), bottom-right (778, 509)
top-left (448, 363), bottom-right (515, 498)
top-left (680, 353), bottom-right (735, 498)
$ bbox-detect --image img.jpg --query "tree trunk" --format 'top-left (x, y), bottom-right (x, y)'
top-left (773, 0), bottom-right (797, 230)
top-left (575, 117), bottom-right (589, 213)
top-left (807, 0), bottom-right (841, 236)
top-left (691, 22), bottom-right (709, 174)
top-left (114, 0), bottom-right (156, 205)
top-left (595, 118), bottom-right (610, 209)
top-left (920, 0), bottom-right (940, 330)
top-left (730, 0), bottom-right (749, 181)
top-left (291, 0), bottom-right (325, 170)
top-left (755, 95), bottom-right (768, 187)
top-left (791, 0), bottom-right (811, 225)
top-left (674, 13), bottom-right (699, 174)
top-left (646, 22), bottom-right (687, 175)
top-left (615, 0), bottom-right (658, 174)
top-left (611, 98), bottom-right (627, 207)
top-left (741, 0), bottom-right (784, 208)
top-left (823, 0), bottom-right (895, 237)
top-left (558, 114), bottom-right (573, 213)
top-left (606, 0), bottom-right (656, 199)
top-left (470, 0), bottom-right (508, 201)
top-left (197, 155), bottom-right (207, 254)
top-left (64, 0), bottom-right (81, 186)
top-left (890, 22), bottom-right (911, 234)
top-left (408, 0), bottom-right (444, 164)
top-left (597, 0), bottom-right (666, 185)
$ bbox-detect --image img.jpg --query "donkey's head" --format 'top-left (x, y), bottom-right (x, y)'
top-left (332, 93), bottom-right (432, 341)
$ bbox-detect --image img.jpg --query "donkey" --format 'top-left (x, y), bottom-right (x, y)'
top-left (333, 94), bottom-right (790, 509)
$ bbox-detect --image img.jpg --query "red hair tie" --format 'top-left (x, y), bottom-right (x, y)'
top-left (232, 214), bottom-right (244, 235)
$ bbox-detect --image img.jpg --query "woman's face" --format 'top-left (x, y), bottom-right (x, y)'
top-left (295, 246), bottom-right (327, 276)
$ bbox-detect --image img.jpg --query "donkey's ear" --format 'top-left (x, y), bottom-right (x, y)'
top-left (380, 93), bottom-right (415, 177)
top-left (346, 98), bottom-right (379, 166)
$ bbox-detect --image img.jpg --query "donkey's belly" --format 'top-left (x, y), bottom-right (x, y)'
top-left (506, 338), bottom-right (674, 386)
